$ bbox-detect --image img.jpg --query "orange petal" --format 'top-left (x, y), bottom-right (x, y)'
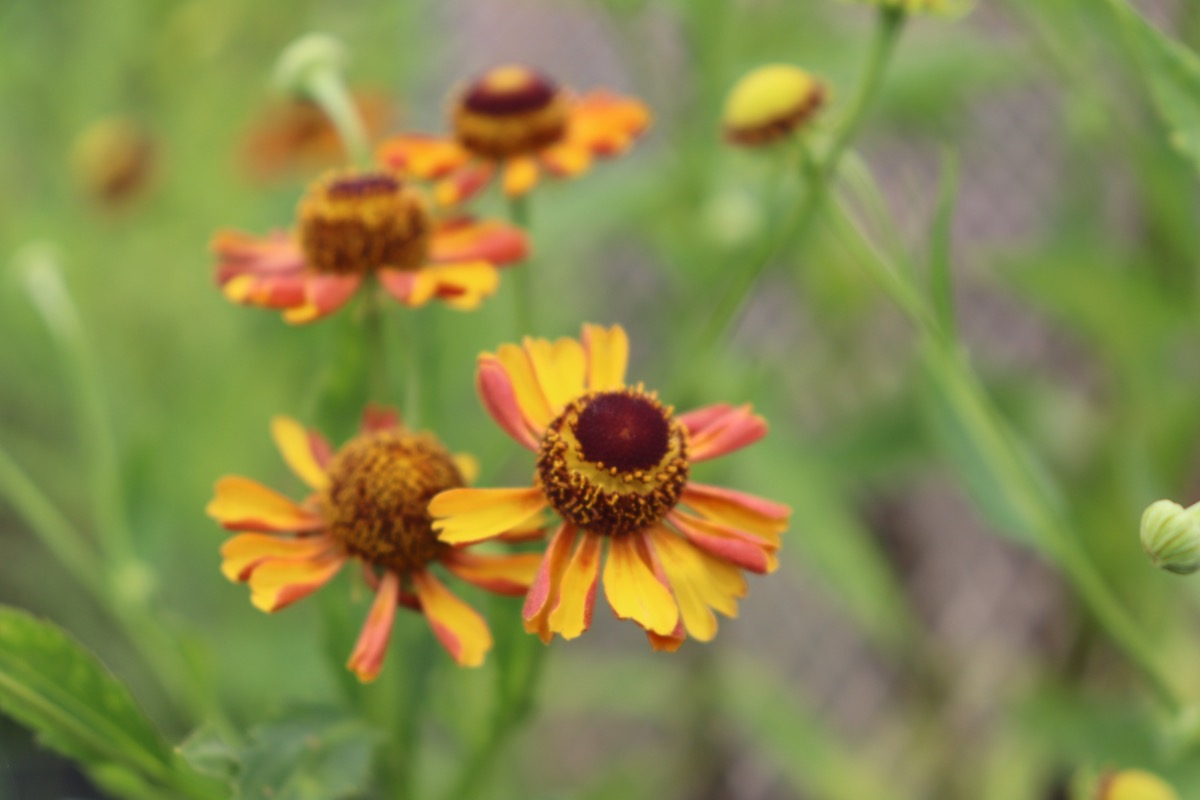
top-left (283, 273), bottom-right (362, 324)
top-left (270, 416), bottom-right (330, 491)
top-left (668, 510), bottom-right (778, 573)
top-left (490, 344), bottom-right (554, 430)
top-left (524, 335), bottom-right (587, 415)
top-left (346, 570), bottom-right (400, 683)
top-left (476, 360), bottom-right (542, 451)
top-left (221, 272), bottom-right (309, 309)
top-left (247, 551), bottom-right (346, 612)
top-left (502, 156), bottom-right (539, 197)
top-left (430, 487), bottom-right (549, 544)
top-left (539, 141), bottom-right (593, 178)
top-left (413, 569), bottom-right (492, 667)
top-left (523, 524), bottom-right (577, 642)
top-left (429, 217), bottom-right (528, 265)
top-left (648, 525), bottom-right (746, 642)
top-left (442, 550), bottom-right (542, 596)
top-left (206, 476), bottom-right (324, 532)
top-left (376, 134), bottom-right (472, 179)
top-left (548, 531), bottom-right (604, 639)
top-left (415, 261), bottom-right (501, 310)
top-left (682, 483), bottom-right (789, 542)
top-left (433, 164), bottom-right (494, 206)
top-left (603, 534), bottom-right (679, 635)
top-left (681, 403), bottom-right (768, 462)
top-left (219, 532), bottom-right (338, 582)
top-left (565, 91), bottom-right (651, 155)
top-left (582, 323), bottom-right (629, 391)
top-left (212, 229), bottom-right (305, 285)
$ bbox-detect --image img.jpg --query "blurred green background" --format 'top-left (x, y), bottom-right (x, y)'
top-left (4, 0), bottom-right (1200, 798)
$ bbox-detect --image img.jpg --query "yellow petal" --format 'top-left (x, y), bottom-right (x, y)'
top-left (525, 335), bottom-right (586, 415)
top-left (247, 553), bottom-right (345, 612)
top-left (270, 416), bottom-right (329, 491)
top-left (492, 344), bottom-right (554, 429)
top-left (206, 476), bottom-right (323, 532)
top-left (453, 453), bottom-right (480, 485)
top-left (502, 156), bottom-right (539, 197)
top-left (649, 526), bottom-right (746, 641)
top-left (548, 532), bottom-right (604, 639)
top-left (430, 487), bottom-right (548, 544)
top-left (603, 535), bottom-right (679, 635)
top-left (219, 532), bottom-right (336, 582)
top-left (583, 324), bottom-right (629, 391)
top-left (413, 570), bottom-right (492, 667)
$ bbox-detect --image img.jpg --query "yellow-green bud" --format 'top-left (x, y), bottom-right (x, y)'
top-left (844, 0), bottom-right (971, 16)
top-left (1140, 499), bottom-right (1200, 575)
top-left (722, 64), bottom-right (825, 148)
top-left (1098, 769), bottom-right (1179, 800)
top-left (274, 33), bottom-right (347, 96)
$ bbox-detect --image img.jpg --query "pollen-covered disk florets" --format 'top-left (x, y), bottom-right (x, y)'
top-left (452, 65), bottom-right (570, 158)
top-left (537, 388), bottom-right (689, 535)
top-left (324, 429), bottom-right (465, 573)
top-left (298, 170), bottom-right (431, 275)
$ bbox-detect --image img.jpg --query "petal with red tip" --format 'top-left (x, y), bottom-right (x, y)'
top-left (682, 483), bottom-right (790, 541)
top-left (376, 134), bottom-right (472, 179)
top-left (582, 324), bottom-right (629, 391)
top-left (416, 261), bottom-right (501, 310)
top-left (476, 361), bottom-right (541, 450)
top-left (442, 550), bottom-right (542, 596)
top-left (222, 272), bottom-right (309, 309)
top-left (668, 511), bottom-right (777, 573)
top-left (489, 344), bottom-right (554, 431)
top-left (523, 525), bottom-right (577, 642)
top-left (413, 569), bottom-right (492, 667)
top-left (346, 570), bottom-right (400, 683)
top-left (682, 403), bottom-right (767, 462)
top-left (430, 487), bottom-right (548, 544)
top-left (648, 525), bottom-right (746, 642)
top-left (283, 273), bottom-right (363, 324)
top-left (361, 404), bottom-right (402, 434)
top-left (603, 534), bottom-right (679, 635)
top-left (548, 531), bottom-right (604, 639)
top-left (433, 164), bottom-right (494, 207)
top-left (220, 532), bottom-right (338, 582)
top-left (247, 551), bottom-right (347, 612)
top-left (212, 230), bottom-right (305, 285)
top-left (206, 476), bottom-right (324, 532)
top-left (429, 218), bottom-right (528, 265)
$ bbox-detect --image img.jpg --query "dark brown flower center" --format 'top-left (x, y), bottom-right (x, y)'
top-left (536, 389), bottom-right (688, 536)
top-left (298, 170), bottom-right (431, 275)
top-left (452, 65), bottom-right (569, 158)
top-left (323, 430), bottom-right (465, 573)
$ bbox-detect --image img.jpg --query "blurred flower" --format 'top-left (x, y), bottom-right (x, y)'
top-left (723, 64), bottom-right (826, 148)
top-left (70, 116), bottom-right (158, 208)
top-left (1140, 499), bottom-right (1200, 575)
top-left (206, 408), bottom-right (542, 676)
top-left (844, 0), bottom-right (970, 15)
top-left (377, 65), bottom-right (650, 203)
top-left (430, 324), bottom-right (789, 650)
top-left (212, 168), bottom-right (527, 323)
top-left (1098, 769), bottom-right (1179, 800)
top-left (241, 90), bottom-right (392, 182)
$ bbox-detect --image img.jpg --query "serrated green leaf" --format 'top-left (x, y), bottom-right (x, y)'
top-left (0, 606), bottom-right (172, 779)
top-left (237, 707), bottom-right (379, 800)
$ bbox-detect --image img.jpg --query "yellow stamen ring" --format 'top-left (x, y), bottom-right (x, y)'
top-left (536, 389), bottom-right (689, 536)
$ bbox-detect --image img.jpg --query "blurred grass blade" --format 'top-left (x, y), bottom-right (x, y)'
top-left (929, 150), bottom-right (960, 338)
top-left (1105, 0), bottom-right (1200, 173)
top-left (0, 607), bottom-right (222, 799)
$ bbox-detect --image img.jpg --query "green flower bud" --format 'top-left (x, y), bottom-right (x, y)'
top-left (843, 0), bottom-right (971, 17)
top-left (1140, 499), bottom-right (1200, 575)
top-left (273, 33), bottom-right (347, 96)
top-left (722, 64), bottom-right (826, 148)
top-left (1098, 769), bottom-right (1179, 800)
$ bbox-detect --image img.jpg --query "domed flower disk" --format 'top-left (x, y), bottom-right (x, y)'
top-left (429, 324), bottom-right (790, 650)
top-left (212, 168), bottom-right (528, 323)
top-left (206, 407), bottom-right (543, 677)
top-left (377, 65), bottom-right (650, 203)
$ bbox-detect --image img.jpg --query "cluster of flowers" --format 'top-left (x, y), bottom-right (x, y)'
top-left (205, 63), bottom-right (814, 681)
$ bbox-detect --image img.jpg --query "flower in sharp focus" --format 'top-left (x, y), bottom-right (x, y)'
top-left (241, 90), bottom-right (393, 183)
top-left (722, 64), bottom-right (826, 148)
top-left (429, 324), bottom-right (790, 650)
top-left (1097, 770), bottom-right (1179, 800)
top-left (377, 65), bottom-right (650, 204)
top-left (212, 168), bottom-right (528, 323)
top-left (206, 407), bottom-right (543, 677)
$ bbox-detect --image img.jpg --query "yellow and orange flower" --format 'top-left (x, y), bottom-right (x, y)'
top-left (377, 65), bottom-right (650, 204)
top-left (429, 325), bottom-right (789, 650)
top-left (206, 407), bottom-right (542, 677)
top-left (213, 168), bottom-right (528, 323)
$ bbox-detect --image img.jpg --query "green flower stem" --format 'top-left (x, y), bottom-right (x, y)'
top-left (508, 194), bottom-right (535, 336)
top-left (304, 67), bottom-right (370, 167)
top-left (360, 282), bottom-right (390, 406)
top-left (701, 6), bottom-right (907, 352)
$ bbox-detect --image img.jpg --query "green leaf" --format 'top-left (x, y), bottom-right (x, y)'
top-left (236, 707), bottom-right (379, 800)
top-left (0, 606), bottom-right (173, 781)
top-left (178, 723), bottom-right (240, 785)
top-left (1106, 0), bottom-right (1200, 173)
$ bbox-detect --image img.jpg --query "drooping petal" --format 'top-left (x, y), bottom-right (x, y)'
top-left (376, 268), bottom-right (428, 307)
top-left (452, 453), bottom-right (480, 485)
top-left (270, 416), bottom-right (330, 491)
top-left (682, 483), bottom-right (790, 542)
top-left (430, 487), bottom-right (549, 544)
top-left (429, 217), bottom-right (528, 266)
top-left (221, 272), bottom-right (309, 309)
top-left (667, 510), bottom-right (777, 573)
top-left (582, 323), bottom-right (629, 391)
top-left (564, 91), bottom-right (651, 157)
top-left (346, 570), bottom-right (401, 683)
top-left (681, 403), bottom-right (767, 462)
top-left (490, 344), bottom-right (554, 430)
top-left (523, 524), bottom-right (577, 642)
top-left (433, 163), bottom-right (494, 207)
top-left (282, 273), bottom-right (363, 324)
top-left (539, 141), bottom-right (593, 178)
top-left (361, 404), bottom-right (402, 434)
top-left (548, 531), bottom-right (604, 640)
top-left (441, 550), bottom-right (542, 596)
top-left (524, 336), bottom-right (587, 414)
top-left (476, 360), bottom-right (542, 451)
top-left (247, 551), bottom-right (347, 612)
top-left (212, 229), bottom-right (306, 284)
top-left (502, 156), bottom-right (539, 197)
top-left (206, 476), bottom-right (324, 532)
top-left (409, 261), bottom-right (501, 311)
top-left (412, 569), bottom-right (492, 667)
top-left (647, 628), bottom-right (686, 652)
top-left (376, 134), bottom-right (473, 179)
top-left (647, 525), bottom-right (747, 642)
top-left (219, 532), bottom-right (338, 582)
top-left (603, 533), bottom-right (679, 636)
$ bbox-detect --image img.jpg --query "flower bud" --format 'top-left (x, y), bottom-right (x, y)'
top-left (1140, 499), bottom-right (1200, 575)
top-left (273, 33), bottom-right (347, 96)
top-left (70, 116), bottom-right (157, 208)
top-left (1097, 769), bottom-right (1179, 800)
top-left (722, 64), bottom-right (825, 148)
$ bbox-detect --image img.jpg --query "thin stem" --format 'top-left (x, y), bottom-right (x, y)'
top-left (305, 69), bottom-right (370, 167)
top-left (508, 194), bottom-right (535, 336)
top-left (360, 283), bottom-right (389, 406)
